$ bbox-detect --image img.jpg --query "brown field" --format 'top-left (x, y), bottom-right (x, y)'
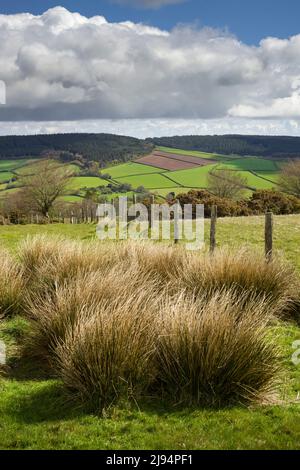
top-left (136, 151), bottom-right (216, 171)
top-left (154, 151), bottom-right (216, 166)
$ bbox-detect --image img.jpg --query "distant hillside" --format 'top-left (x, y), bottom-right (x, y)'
top-left (2, 133), bottom-right (300, 165)
top-left (0, 133), bottom-right (153, 166)
top-left (147, 135), bottom-right (300, 158)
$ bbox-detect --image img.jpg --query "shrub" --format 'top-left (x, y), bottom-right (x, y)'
top-left (176, 189), bottom-right (300, 218)
top-left (176, 190), bottom-right (251, 218)
top-left (248, 190), bottom-right (300, 215)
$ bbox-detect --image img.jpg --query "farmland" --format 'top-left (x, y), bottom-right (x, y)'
top-left (0, 146), bottom-right (287, 204)
top-left (104, 147), bottom-right (283, 197)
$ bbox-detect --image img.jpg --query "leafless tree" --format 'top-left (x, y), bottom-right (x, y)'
top-left (21, 160), bottom-right (72, 218)
top-left (279, 160), bottom-right (300, 197)
top-left (208, 169), bottom-right (248, 199)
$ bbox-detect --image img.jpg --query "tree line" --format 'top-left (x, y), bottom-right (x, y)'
top-left (0, 133), bottom-right (153, 165)
top-left (147, 135), bottom-right (300, 158)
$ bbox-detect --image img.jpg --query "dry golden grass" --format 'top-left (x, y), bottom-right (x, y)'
top-left (2, 235), bottom-right (297, 409)
top-left (0, 248), bottom-right (24, 318)
top-left (155, 291), bottom-right (281, 407)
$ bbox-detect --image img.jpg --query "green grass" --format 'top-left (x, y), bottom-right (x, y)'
top-left (254, 172), bottom-right (280, 183)
top-left (167, 165), bottom-right (215, 188)
top-left (60, 195), bottom-right (84, 203)
top-left (156, 146), bottom-right (231, 160)
top-left (0, 217), bottom-right (300, 449)
top-left (153, 187), bottom-right (193, 197)
top-left (0, 159), bottom-right (34, 172)
top-left (0, 172), bottom-right (14, 183)
top-left (220, 158), bottom-right (279, 172)
top-left (233, 171), bottom-right (277, 190)
top-left (104, 162), bottom-right (163, 178)
top-left (116, 173), bottom-right (179, 189)
top-left (66, 176), bottom-right (110, 191)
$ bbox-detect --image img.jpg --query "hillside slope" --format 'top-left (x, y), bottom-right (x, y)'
top-left (0, 133), bottom-right (153, 165)
top-left (147, 135), bottom-right (300, 158)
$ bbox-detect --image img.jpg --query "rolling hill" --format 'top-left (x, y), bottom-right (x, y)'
top-left (0, 146), bottom-right (284, 202)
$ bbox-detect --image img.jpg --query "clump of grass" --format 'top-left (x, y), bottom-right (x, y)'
top-left (54, 293), bottom-right (159, 410)
top-left (178, 248), bottom-right (299, 319)
top-left (24, 265), bottom-right (160, 362)
top-left (155, 290), bottom-right (281, 407)
top-left (0, 249), bottom-right (24, 318)
top-left (13, 237), bottom-right (291, 410)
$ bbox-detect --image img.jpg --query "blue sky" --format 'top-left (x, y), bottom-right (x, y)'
top-left (0, 0), bottom-right (300, 45)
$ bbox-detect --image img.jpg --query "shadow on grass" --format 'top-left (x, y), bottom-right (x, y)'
top-left (5, 380), bottom-right (88, 425)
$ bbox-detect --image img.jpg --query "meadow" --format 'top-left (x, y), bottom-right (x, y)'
top-left (0, 215), bottom-right (299, 450)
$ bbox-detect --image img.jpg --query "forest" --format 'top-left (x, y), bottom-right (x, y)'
top-left (147, 134), bottom-right (300, 158)
top-left (0, 133), bottom-right (153, 165)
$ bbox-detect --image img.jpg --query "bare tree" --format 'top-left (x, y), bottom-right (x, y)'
top-left (279, 160), bottom-right (300, 197)
top-left (207, 169), bottom-right (248, 199)
top-left (21, 160), bottom-right (72, 219)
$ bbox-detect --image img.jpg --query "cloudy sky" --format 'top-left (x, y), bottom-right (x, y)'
top-left (1, 1), bottom-right (300, 137)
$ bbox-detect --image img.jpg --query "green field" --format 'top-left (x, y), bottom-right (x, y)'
top-left (116, 173), bottom-right (179, 189)
top-left (0, 216), bottom-right (299, 449)
top-left (102, 148), bottom-right (282, 196)
top-left (156, 146), bottom-right (232, 160)
top-left (0, 172), bottom-right (15, 183)
top-left (219, 157), bottom-right (280, 172)
top-left (66, 176), bottom-right (110, 191)
top-left (0, 148), bottom-right (285, 201)
top-left (0, 159), bottom-right (34, 172)
top-left (167, 165), bottom-right (216, 188)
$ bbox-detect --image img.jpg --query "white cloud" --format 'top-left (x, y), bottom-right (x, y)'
top-left (1, 118), bottom-right (300, 139)
top-left (1, 6), bottom-right (300, 131)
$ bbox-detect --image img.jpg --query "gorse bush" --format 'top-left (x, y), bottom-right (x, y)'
top-left (176, 189), bottom-right (300, 217)
top-left (1, 236), bottom-right (298, 410)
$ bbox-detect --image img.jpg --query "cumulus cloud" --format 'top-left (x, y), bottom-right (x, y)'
top-left (1, 6), bottom-right (300, 126)
top-left (112, 1), bottom-right (186, 9)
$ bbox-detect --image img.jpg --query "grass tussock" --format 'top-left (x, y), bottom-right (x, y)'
top-left (0, 249), bottom-right (24, 318)
top-left (55, 295), bottom-right (158, 409)
top-left (155, 291), bottom-right (281, 407)
top-left (2, 235), bottom-right (298, 410)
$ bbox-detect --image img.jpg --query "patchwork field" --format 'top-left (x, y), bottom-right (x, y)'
top-left (104, 147), bottom-right (283, 197)
top-left (0, 146), bottom-right (286, 202)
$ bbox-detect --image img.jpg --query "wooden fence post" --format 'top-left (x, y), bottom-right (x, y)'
top-left (265, 211), bottom-right (273, 261)
top-left (149, 195), bottom-right (155, 231)
top-left (210, 205), bottom-right (217, 253)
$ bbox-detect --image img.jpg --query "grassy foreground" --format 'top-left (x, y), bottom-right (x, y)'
top-left (0, 216), bottom-right (300, 450)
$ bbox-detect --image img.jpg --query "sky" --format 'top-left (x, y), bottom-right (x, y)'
top-left (1, 1), bottom-right (300, 137)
